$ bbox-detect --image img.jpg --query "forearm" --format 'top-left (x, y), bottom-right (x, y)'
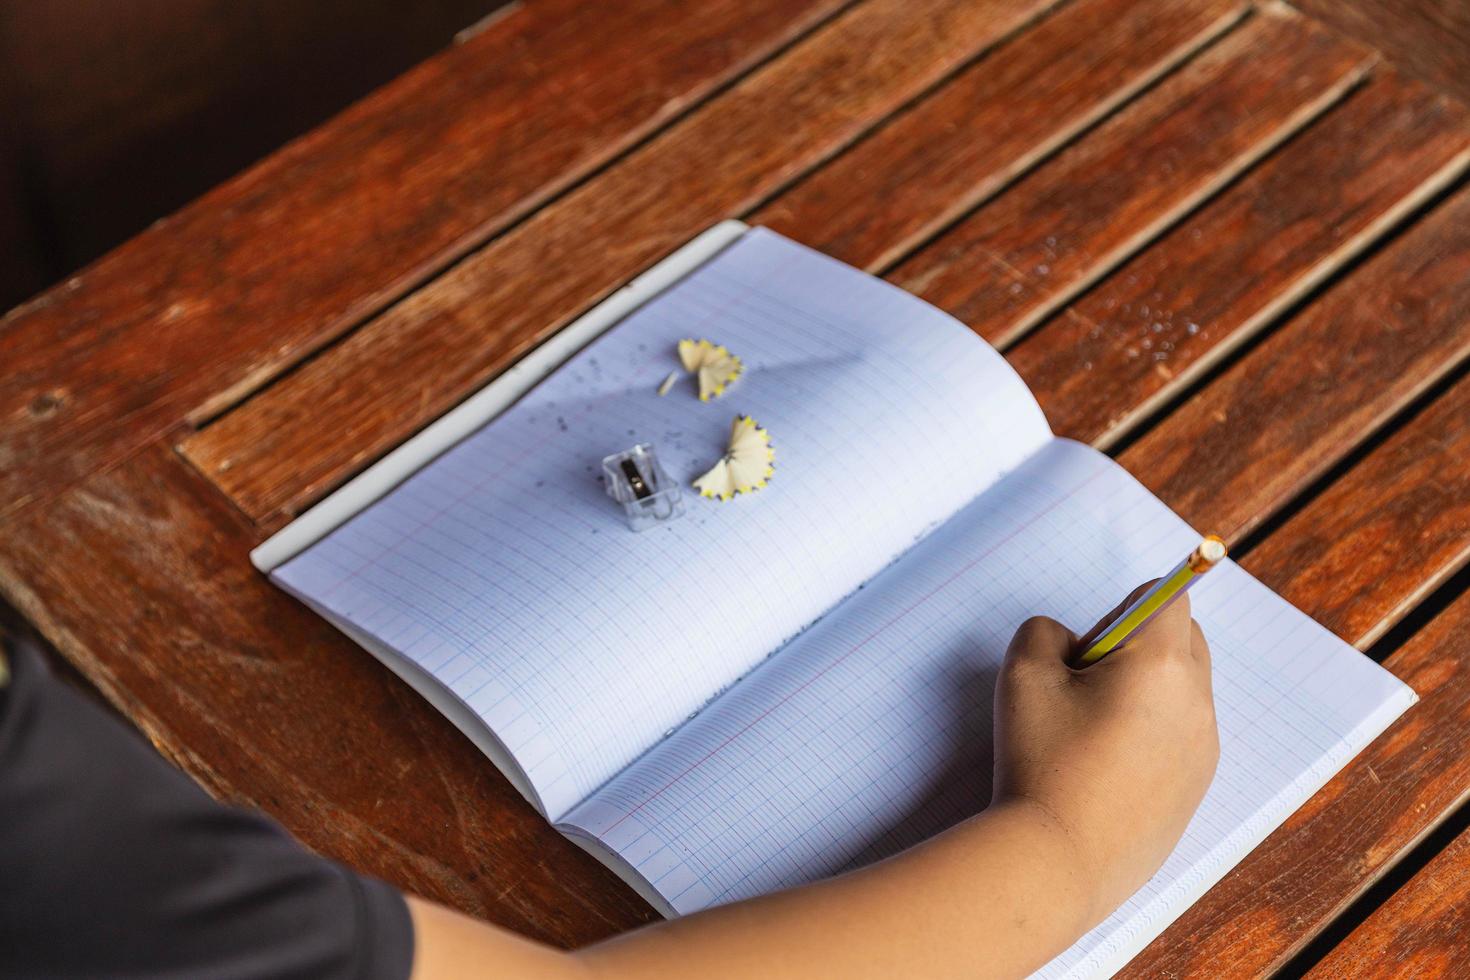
top-left (409, 799), bottom-right (1101, 980)
top-left (410, 605), bottom-right (1217, 980)
top-left (577, 798), bottom-right (1098, 980)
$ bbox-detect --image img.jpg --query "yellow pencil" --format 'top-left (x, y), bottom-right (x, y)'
top-left (1071, 535), bottom-right (1227, 667)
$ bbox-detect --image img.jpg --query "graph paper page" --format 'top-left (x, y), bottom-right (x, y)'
top-left (272, 227), bottom-right (1051, 820)
top-left (566, 439), bottom-right (1414, 977)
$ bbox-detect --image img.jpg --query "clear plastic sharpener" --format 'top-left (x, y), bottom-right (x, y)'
top-left (602, 444), bottom-right (684, 531)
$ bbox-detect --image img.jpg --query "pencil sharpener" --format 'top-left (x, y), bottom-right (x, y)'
top-left (602, 444), bottom-right (684, 531)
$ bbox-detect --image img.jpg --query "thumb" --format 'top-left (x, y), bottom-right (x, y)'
top-left (1003, 615), bottom-right (1078, 673)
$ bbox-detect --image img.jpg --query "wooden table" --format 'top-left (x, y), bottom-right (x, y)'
top-left (3, 0), bottom-right (1469, 973)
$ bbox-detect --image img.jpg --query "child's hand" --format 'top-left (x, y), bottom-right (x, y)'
top-left (991, 585), bottom-right (1219, 925)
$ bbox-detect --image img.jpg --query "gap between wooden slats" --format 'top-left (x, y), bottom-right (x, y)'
top-left (883, 3), bottom-right (1375, 350)
top-left (183, 0), bottom-right (1370, 526)
top-left (0, 0), bottom-right (856, 522)
top-left (752, 0), bottom-right (1252, 271)
top-left (1006, 75), bottom-right (1470, 452)
top-left (1114, 193), bottom-right (1470, 977)
top-left (1289, 567), bottom-right (1470, 978)
top-left (176, 0), bottom-right (1100, 519)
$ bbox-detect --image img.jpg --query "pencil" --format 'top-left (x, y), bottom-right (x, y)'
top-left (1070, 535), bottom-right (1227, 667)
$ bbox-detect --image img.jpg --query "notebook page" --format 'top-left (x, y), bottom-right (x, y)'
top-left (272, 228), bottom-right (1051, 820)
top-left (564, 438), bottom-right (1414, 977)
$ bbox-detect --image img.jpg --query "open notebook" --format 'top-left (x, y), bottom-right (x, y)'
top-left (261, 225), bottom-right (1414, 978)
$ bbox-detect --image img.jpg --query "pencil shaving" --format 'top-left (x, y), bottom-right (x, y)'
top-left (678, 338), bottom-right (742, 401)
top-left (694, 415), bottom-right (775, 501)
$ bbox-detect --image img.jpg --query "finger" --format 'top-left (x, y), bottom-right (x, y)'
top-left (1076, 578), bottom-right (1159, 651)
top-left (1109, 587), bottom-right (1194, 668)
top-left (1134, 587), bottom-right (1193, 648)
top-left (1004, 615), bottom-right (1077, 672)
top-left (1084, 581), bottom-right (1196, 670)
top-left (1189, 619), bottom-right (1213, 680)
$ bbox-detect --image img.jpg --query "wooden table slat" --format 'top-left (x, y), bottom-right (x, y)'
top-left (1305, 681), bottom-right (1470, 978)
top-left (1008, 72), bottom-right (1470, 448)
top-left (179, 0), bottom-right (1075, 523)
top-left (186, 0), bottom-right (1375, 528)
top-left (755, 0), bottom-right (1249, 271)
top-left (1116, 186), bottom-right (1470, 542)
top-left (0, 0), bottom-right (847, 520)
top-left (886, 1), bottom-right (1373, 347)
top-left (1121, 369), bottom-right (1470, 977)
top-left (1292, 0), bottom-right (1470, 110)
top-left (1245, 374), bottom-right (1470, 650)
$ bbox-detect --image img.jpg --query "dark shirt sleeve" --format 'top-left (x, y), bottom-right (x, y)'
top-left (0, 635), bottom-right (414, 980)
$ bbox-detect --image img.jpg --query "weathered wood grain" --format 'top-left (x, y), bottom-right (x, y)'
top-left (0, 442), bottom-right (660, 947)
top-left (754, 0), bottom-right (1248, 270)
top-left (1121, 372), bottom-right (1470, 978)
top-left (886, 3), bottom-right (1373, 347)
top-left (180, 0), bottom-right (1067, 521)
top-left (1244, 376), bottom-right (1470, 651)
top-left (1292, 0), bottom-right (1470, 109)
top-left (1306, 730), bottom-right (1470, 978)
top-left (1116, 186), bottom-right (1470, 542)
top-left (1006, 73), bottom-right (1470, 447)
top-left (0, 0), bottom-right (847, 519)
